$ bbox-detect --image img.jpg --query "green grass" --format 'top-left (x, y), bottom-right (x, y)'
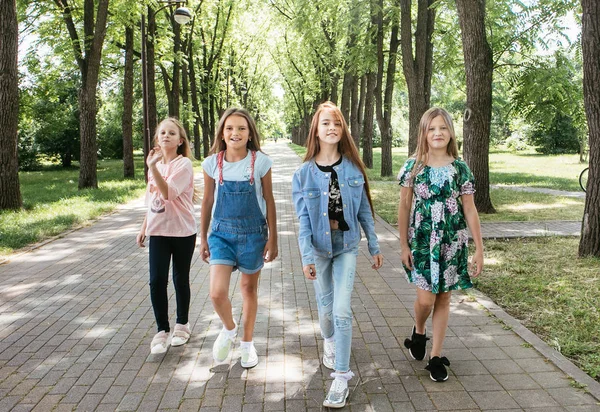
top-left (0, 158), bottom-right (148, 257)
top-left (474, 238), bottom-right (600, 381)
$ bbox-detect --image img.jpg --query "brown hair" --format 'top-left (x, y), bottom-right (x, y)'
top-left (153, 117), bottom-right (199, 202)
top-left (210, 107), bottom-right (262, 155)
top-left (410, 107), bottom-right (459, 181)
top-left (304, 101), bottom-right (375, 216)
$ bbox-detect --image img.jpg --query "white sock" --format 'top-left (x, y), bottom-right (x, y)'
top-left (240, 340), bottom-right (253, 349)
top-left (223, 322), bottom-right (237, 337)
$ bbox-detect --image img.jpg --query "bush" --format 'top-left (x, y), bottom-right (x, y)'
top-left (528, 113), bottom-right (580, 154)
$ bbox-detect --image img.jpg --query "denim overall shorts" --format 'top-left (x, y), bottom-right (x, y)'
top-left (208, 150), bottom-right (268, 274)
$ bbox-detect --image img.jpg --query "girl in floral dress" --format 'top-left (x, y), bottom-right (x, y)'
top-left (397, 107), bottom-right (484, 382)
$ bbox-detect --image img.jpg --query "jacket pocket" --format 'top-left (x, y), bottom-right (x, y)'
top-left (303, 188), bottom-right (321, 210)
top-left (347, 175), bottom-right (365, 198)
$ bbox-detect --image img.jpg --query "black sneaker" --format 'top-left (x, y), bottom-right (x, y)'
top-left (404, 326), bottom-right (429, 361)
top-left (425, 356), bottom-right (450, 382)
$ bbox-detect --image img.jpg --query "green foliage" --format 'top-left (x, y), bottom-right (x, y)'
top-left (512, 51), bottom-right (585, 154)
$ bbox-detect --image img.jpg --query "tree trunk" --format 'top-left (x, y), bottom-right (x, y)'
top-left (362, 72), bottom-right (377, 169)
top-left (375, 0), bottom-right (399, 177)
top-left (579, 0), bottom-right (600, 257)
top-left (400, 0), bottom-right (435, 155)
top-left (340, 71), bottom-right (353, 121)
top-left (189, 44), bottom-right (202, 159)
top-left (147, 8), bottom-right (158, 143)
top-left (122, 25), bottom-right (135, 178)
top-left (0, 0), bottom-right (22, 209)
top-left (455, 0), bottom-right (495, 213)
top-left (350, 74), bottom-right (360, 147)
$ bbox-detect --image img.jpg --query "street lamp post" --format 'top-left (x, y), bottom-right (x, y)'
top-left (141, 1), bottom-right (192, 181)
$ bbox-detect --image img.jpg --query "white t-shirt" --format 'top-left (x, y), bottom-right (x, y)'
top-left (202, 150), bottom-right (273, 218)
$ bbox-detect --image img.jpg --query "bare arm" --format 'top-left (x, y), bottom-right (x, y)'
top-left (261, 169), bottom-right (278, 262)
top-left (199, 171), bottom-right (215, 263)
top-left (398, 186), bottom-right (414, 270)
top-left (461, 193), bottom-right (484, 277)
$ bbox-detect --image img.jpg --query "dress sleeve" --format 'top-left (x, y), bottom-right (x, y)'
top-left (398, 158), bottom-right (416, 187)
top-left (456, 159), bottom-right (476, 195)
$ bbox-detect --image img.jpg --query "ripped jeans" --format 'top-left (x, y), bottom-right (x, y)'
top-left (313, 230), bottom-right (358, 372)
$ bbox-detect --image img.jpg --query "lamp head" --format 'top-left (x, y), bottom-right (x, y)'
top-left (174, 7), bottom-right (192, 24)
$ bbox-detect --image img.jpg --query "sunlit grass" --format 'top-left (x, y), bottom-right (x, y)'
top-left (475, 238), bottom-right (600, 381)
top-left (0, 158), bottom-right (148, 257)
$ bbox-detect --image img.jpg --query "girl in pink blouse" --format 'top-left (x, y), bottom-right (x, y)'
top-left (137, 118), bottom-right (198, 355)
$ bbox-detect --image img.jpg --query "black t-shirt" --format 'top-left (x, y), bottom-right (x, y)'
top-left (316, 157), bottom-right (350, 231)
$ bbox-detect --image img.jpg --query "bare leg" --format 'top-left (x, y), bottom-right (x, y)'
top-left (414, 288), bottom-right (435, 334)
top-left (240, 271), bottom-right (260, 341)
top-left (209, 265), bottom-right (236, 330)
top-left (430, 291), bottom-right (451, 357)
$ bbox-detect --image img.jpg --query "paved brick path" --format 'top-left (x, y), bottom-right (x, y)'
top-left (1, 141), bottom-right (598, 411)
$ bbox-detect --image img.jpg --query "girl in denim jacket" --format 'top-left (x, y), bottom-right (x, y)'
top-left (292, 102), bottom-right (383, 408)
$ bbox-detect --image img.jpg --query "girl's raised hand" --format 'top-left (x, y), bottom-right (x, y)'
top-left (371, 253), bottom-right (383, 269)
top-left (469, 248), bottom-right (484, 277)
top-left (401, 246), bottom-right (413, 270)
top-left (263, 239), bottom-right (278, 263)
top-left (146, 147), bottom-right (163, 168)
top-left (199, 241), bottom-right (210, 263)
top-left (303, 264), bottom-right (316, 280)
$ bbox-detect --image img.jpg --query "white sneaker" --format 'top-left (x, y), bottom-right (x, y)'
top-left (323, 338), bottom-right (335, 369)
top-left (213, 324), bottom-right (237, 362)
top-left (323, 372), bottom-right (354, 408)
top-left (240, 343), bottom-right (258, 368)
top-left (150, 331), bottom-right (169, 354)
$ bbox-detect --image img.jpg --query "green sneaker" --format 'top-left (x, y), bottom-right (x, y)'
top-left (213, 325), bottom-right (237, 362)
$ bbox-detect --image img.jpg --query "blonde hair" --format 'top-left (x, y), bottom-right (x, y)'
top-left (304, 101), bottom-right (375, 216)
top-left (410, 107), bottom-right (459, 181)
top-left (153, 117), bottom-right (199, 202)
top-left (210, 107), bottom-right (262, 155)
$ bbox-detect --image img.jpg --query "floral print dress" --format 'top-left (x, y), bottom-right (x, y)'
top-left (398, 158), bottom-right (475, 293)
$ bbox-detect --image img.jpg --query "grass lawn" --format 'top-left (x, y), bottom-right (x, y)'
top-left (473, 238), bottom-right (600, 381)
top-left (0, 158), bottom-right (149, 257)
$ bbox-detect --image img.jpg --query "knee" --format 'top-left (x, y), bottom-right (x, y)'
top-left (318, 290), bottom-right (334, 309)
top-left (240, 283), bottom-right (258, 299)
top-left (210, 289), bottom-right (229, 306)
top-left (435, 292), bottom-right (452, 308)
top-left (334, 314), bottom-right (353, 330)
top-left (416, 298), bottom-right (434, 314)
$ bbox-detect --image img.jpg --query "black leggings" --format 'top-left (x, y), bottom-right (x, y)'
top-left (149, 234), bottom-right (196, 332)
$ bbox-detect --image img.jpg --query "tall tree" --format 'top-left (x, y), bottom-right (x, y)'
top-left (579, 0), bottom-right (600, 257)
top-left (122, 25), bottom-right (135, 178)
top-left (455, 0), bottom-right (495, 213)
top-left (54, 0), bottom-right (110, 189)
top-left (0, 0), bottom-right (22, 209)
top-left (399, 0), bottom-right (435, 155)
top-left (375, 0), bottom-right (399, 177)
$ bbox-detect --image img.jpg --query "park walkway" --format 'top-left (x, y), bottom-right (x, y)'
top-left (0, 141), bottom-right (598, 411)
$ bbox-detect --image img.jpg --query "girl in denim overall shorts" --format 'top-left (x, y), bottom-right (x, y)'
top-left (136, 118), bottom-right (198, 355)
top-left (200, 108), bottom-right (278, 368)
top-left (398, 107), bottom-right (483, 382)
top-left (292, 102), bottom-right (383, 408)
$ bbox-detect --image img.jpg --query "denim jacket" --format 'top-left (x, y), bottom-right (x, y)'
top-left (292, 156), bottom-right (381, 266)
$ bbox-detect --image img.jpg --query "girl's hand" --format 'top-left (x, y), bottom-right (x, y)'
top-left (136, 232), bottom-right (146, 248)
top-left (303, 264), bottom-right (316, 281)
top-left (401, 246), bottom-right (413, 270)
top-left (469, 248), bottom-right (484, 277)
top-left (263, 239), bottom-right (278, 263)
top-left (146, 147), bottom-right (162, 168)
top-left (199, 241), bottom-right (210, 263)
top-left (371, 253), bottom-right (383, 269)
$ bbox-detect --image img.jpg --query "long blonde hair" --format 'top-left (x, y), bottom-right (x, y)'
top-left (153, 117), bottom-right (199, 202)
top-left (304, 101), bottom-right (375, 216)
top-left (410, 107), bottom-right (459, 181)
top-left (210, 107), bottom-right (262, 155)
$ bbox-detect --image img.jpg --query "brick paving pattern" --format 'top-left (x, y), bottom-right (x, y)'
top-left (0, 141), bottom-right (598, 411)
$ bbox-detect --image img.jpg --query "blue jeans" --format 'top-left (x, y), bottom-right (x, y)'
top-left (313, 230), bottom-right (358, 372)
